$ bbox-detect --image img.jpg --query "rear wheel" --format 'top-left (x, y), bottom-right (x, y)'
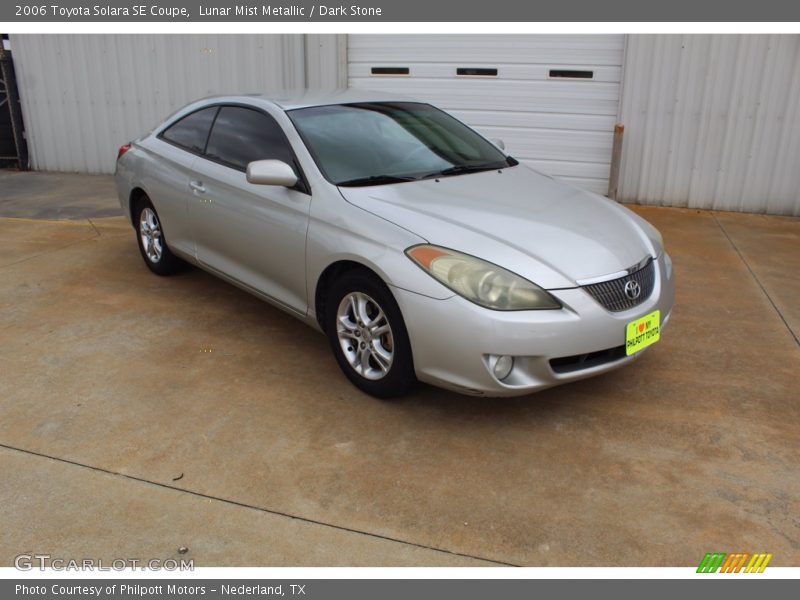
top-left (134, 196), bottom-right (184, 276)
top-left (325, 270), bottom-right (416, 398)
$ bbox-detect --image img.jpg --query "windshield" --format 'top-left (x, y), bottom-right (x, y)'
top-left (288, 102), bottom-right (517, 186)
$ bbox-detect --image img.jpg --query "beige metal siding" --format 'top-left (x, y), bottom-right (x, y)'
top-left (618, 34), bottom-right (800, 216)
top-left (305, 34), bottom-right (348, 89)
top-left (348, 34), bottom-right (626, 194)
top-left (10, 34), bottom-right (345, 174)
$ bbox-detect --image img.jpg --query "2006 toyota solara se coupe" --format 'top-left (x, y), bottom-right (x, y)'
top-left (115, 90), bottom-right (674, 398)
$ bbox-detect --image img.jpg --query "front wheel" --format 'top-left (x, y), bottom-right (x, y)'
top-left (325, 270), bottom-right (416, 398)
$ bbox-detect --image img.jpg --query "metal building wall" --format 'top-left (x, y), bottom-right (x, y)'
top-left (10, 34), bottom-right (346, 174)
top-left (618, 34), bottom-right (800, 216)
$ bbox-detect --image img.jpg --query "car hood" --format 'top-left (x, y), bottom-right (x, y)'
top-left (337, 165), bottom-right (660, 289)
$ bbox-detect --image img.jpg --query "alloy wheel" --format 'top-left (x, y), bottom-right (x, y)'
top-left (336, 291), bottom-right (395, 381)
top-left (139, 207), bottom-right (163, 263)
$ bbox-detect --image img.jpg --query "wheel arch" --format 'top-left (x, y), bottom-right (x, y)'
top-left (314, 259), bottom-right (390, 332)
top-left (128, 187), bottom-right (149, 228)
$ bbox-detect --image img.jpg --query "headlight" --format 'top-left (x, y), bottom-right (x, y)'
top-left (406, 245), bottom-right (561, 311)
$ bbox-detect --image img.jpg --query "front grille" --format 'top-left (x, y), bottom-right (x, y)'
top-left (581, 258), bottom-right (655, 312)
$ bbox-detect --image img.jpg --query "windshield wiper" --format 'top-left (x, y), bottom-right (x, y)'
top-left (419, 163), bottom-right (506, 180)
top-left (336, 174), bottom-right (418, 187)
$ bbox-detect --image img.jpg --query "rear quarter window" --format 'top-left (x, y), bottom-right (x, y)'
top-left (160, 107), bottom-right (218, 153)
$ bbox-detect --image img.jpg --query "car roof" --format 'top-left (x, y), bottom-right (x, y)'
top-left (202, 88), bottom-right (419, 111)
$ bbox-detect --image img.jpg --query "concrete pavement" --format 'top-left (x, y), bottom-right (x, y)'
top-left (1, 172), bottom-right (798, 567)
top-left (0, 170), bottom-right (120, 220)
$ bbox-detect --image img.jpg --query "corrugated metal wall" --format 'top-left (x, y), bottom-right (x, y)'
top-left (618, 34), bottom-right (800, 216)
top-left (10, 34), bottom-right (345, 174)
top-left (11, 34), bottom-right (800, 215)
top-left (348, 34), bottom-right (625, 194)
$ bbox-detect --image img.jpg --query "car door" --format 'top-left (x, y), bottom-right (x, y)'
top-left (188, 105), bottom-right (312, 314)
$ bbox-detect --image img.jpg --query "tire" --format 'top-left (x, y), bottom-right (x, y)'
top-left (134, 195), bottom-right (184, 276)
top-left (325, 269), bottom-right (416, 398)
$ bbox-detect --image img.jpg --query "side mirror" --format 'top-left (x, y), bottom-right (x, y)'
top-left (492, 138), bottom-right (506, 151)
top-left (246, 160), bottom-right (298, 187)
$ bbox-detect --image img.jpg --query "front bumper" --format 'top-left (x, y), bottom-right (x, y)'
top-left (393, 253), bottom-right (675, 397)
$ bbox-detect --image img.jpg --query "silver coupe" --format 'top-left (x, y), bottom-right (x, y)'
top-left (115, 90), bottom-right (674, 398)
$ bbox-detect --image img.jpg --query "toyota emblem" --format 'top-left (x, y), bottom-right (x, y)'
top-left (624, 280), bottom-right (642, 300)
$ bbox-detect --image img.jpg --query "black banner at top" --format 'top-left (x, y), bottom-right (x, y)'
top-left (3, 0), bottom-right (800, 22)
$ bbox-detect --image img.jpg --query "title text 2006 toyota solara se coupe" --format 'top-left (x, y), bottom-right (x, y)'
top-left (115, 90), bottom-right (674, 398)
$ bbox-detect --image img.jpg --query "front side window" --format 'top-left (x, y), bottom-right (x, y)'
top-left (160, 107), bottom-right (218, 153)
top-left (288, 102), bottom-right (516, 186)
top-left (204, 106), bottom-right (296, 171)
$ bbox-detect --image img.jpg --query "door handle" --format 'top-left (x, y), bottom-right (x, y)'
top-left (189, 180), bottom-right (206, 194)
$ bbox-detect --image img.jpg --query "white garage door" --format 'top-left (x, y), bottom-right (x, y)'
top-left (348, 34), bottom-right (625, 195)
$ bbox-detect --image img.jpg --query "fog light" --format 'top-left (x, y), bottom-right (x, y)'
top-left (493, 355), bottom-right (514, 381)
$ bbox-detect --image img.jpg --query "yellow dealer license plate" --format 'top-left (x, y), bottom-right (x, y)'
top-left (625, 310), bottom-right (661, 356)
